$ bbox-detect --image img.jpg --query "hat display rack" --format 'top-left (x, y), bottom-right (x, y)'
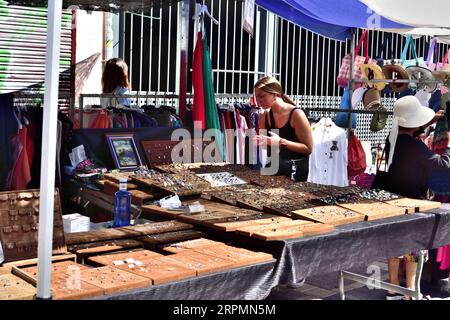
top-left (333, 31), bottom-right (450, 138)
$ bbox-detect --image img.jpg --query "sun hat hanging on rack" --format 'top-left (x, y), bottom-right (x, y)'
top-left (360, 63), bottom-right (386, 91)
top-left (382, 64), bottom-right (409, 93)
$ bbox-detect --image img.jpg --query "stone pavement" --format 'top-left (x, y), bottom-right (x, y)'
top-left (266, 261), bottom-right (450, 300)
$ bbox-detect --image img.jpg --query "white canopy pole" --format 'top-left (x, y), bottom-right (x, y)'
top-left (36, 0), bottom-right (63, 299)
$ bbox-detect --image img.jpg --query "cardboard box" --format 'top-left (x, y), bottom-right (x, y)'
top-left (63, 214), bottom-right (90, 233)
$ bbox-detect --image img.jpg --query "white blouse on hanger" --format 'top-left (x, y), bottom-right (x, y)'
top-left (307, 118), bottom-right (349, 187)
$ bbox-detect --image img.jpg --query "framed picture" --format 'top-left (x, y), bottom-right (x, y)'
top-left (105, 133), bottom-right (142, 170)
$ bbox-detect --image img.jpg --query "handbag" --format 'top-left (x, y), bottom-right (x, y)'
top-left (335, 87), bottom-right (357, 129)
top-left (347, 131), bottom-right (366, 177)
top-left (427, 39), bottom-right (450, 71)
top-left (337, 30), bottom-right (376, 88)
top-left (375, 34), bottom-right (395, 95)
top-left (370, 105), bottom-right (388, 132)
top-left (401, 35), bottom-right (426, 69)
top-left (371, 145), bottom-right (390, 190)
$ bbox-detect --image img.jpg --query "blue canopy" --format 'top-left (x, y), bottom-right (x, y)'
top-left (256, 0), bottom-right (411, 41)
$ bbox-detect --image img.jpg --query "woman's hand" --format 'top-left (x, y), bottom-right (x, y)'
top-left (253, 131), bottom-right (282, 148)
top-left (433, 110), bottom-right (445, 123)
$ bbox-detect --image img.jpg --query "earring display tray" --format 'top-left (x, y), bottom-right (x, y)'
top-left (86, 249), bottom-right (163, 267)
top-left (251, 222), bottom-right (335, 241)
top-left (0, 188), bottom-right (66, 263)
top-left (115, 257), bottom-right (196, 285)
top-left (262, 199), bottom-right (318, 218)
top-left (208, 185), bottom-right (261, 206)
top-left (79, 266), bottom-right (152, 295)
top-left (292, 205), bottom-right (366, 226)
top-left (69, 239), bottom-right (144, 263)
top-left (132, 170), bottom-right (210, 197)
top-left (383, 198), bottom-right (441, 214)
top-left (248, 175), bottom-right (295, 188)
top-left (157, 251), bottom-right (235, 276)
top-left (103, 172), bottom-right (136, 184)
top-left (337, 201), bottom-right (407, 221)
top-left (196, 172), bottom-right (248, 187)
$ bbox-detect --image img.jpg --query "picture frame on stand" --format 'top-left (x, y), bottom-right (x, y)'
top-left (105, 133), bottom-right (142, 170)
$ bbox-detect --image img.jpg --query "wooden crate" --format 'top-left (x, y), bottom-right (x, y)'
top-left (337, 201), bottom-right (406, 221)
top-left (292, 205), bottom-right (366, 226)
top-left (384, 198), bottom-right (441, 214)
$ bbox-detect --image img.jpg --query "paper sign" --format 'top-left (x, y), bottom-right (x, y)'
top-left (243, 0), bottom-right (255, 37)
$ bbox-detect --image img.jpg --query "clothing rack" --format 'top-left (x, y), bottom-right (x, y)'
top-left (78, 93), bottom-right (179, 129)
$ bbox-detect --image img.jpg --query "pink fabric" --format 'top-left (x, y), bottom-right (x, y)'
top-left (435, 195), bottom-right (450, 270)
top-left (437, 246), bottom-right (450, 270)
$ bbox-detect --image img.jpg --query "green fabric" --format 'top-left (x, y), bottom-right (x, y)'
top-left (202, 30), bottom-right (224, 161)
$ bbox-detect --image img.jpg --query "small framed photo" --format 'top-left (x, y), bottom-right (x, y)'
top-left (105, 133), bottom-right (142, 170)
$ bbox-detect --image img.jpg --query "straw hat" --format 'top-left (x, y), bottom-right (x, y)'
top-left (405, 65), bottom-right (437, 93)
top-left (360, 63), bottom-right (386, 91)
top-left (393, 95), bottom-right (435, 128)
top-left (363, 87), bottom-right (381, 111)
top-left (382, 64), bottom-right (409, 92)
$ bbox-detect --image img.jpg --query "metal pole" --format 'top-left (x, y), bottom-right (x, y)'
top-left (347, 30), bottom-right (356, 138)
top-left (177, 0), bottom-right (189, 118)
top-left (36, 0), bottom-right (62, 300)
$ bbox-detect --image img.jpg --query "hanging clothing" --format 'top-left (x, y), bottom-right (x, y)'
top-left (192, 31), bottom-right (206, 129)
top-left (308, 118), bottom-right (348, 186)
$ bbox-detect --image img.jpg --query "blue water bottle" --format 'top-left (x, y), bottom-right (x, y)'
top-left (113, 178), bottom-right (131, 227)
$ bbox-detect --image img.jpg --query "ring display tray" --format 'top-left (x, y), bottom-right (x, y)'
top-left (262, 199), bottom-right (318, 218)
top-left (138, 229), bottom-right (206, 250)
top-left (337, 201), bottom-right (406, 220)
top-left (0, 188), bottom-right (66, 263)
top-left (292, 205), bottom-right (366, 226)
top-left (192, 245), bottom-right (274, 268)
top-left (157, 251), bottom-right (235, 276)
top-left (251, 222), bottom-right (335, 241)
top-left (160, 238), bottom-right (227, 254)
top-left (0, 269), bottom-right (36, 300)
top-left (212, 216), bottom-right (291, 232)
top-left (115, 257), bottom-right (196, 285)
top-left (383, 198), bottom-right (441, 214)
top-left (19, 261), bottom-right (103, 300)
top-left (79, 266), bottom-right (152, 295)
top-left (132, 170), bottom-right (210, 197)
top-left (86, 249), bottom-right (163, 266)
top-left (65, 220), bottom-right (194, 245)
top-left (235, 219), bottom-right (313, 237)
top-left (196, 172), bottom-right (248, 187)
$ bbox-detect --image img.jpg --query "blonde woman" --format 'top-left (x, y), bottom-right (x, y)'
top-left (254, 76), bottom-right (313, 181)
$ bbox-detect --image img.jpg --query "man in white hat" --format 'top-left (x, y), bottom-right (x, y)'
top-left (373, 95), bottom-right (449, 300)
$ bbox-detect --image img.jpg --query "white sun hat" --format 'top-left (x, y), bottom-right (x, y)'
top-left (387, 95), bottom-right (435, 170)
